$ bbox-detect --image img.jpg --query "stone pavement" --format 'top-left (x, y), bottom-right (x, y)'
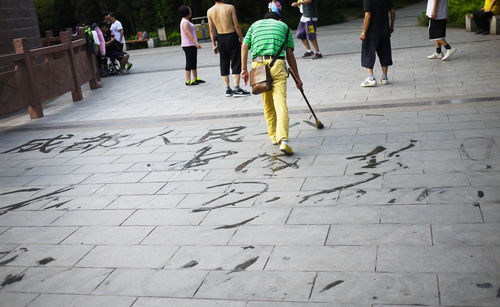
top-left (0, 1), bottom-right (500, 306)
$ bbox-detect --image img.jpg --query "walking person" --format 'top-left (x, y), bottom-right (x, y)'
top-left (207, 0), bottom-right (250, 97)
top-left (469, 0), bottom-right (499, 35)
top-left (291, 0), bottom-right (322, 59)
top-left (241, 12), bottom-right (303, 155)
top-left (360, 0), bottom-right (396, 87)
top-left (180, 5), bottom-right (205, 86)
top-left (426, 0), bottom-right (456, 61)
top-left (269, 0), bottom-right (283, 16)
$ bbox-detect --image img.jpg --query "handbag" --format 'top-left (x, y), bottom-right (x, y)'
top-left (249, 27), bottom-right (290, 95)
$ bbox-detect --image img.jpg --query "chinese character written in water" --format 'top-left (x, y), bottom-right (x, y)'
top-left (169, 145), bottom-right (237, 170)
top-left (2, 134), bottom-right (74, 154)
top-left (189, 126), bottom-right (245, 144)
top-left (60, 133), bottom-right (130, 153)
top-left (127, 130), bottom-right (176, 147)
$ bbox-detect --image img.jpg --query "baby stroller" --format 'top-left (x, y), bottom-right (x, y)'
top-left (99, 55), bottom-right (121, 76)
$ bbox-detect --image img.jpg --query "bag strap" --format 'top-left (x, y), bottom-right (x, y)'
top-left (269, 27), bottom-right (290, 68)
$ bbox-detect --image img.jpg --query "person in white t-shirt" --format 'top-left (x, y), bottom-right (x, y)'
top-left (106, 12), bottom-right (132, 70)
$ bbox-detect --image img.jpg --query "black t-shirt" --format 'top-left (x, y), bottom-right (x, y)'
top-left (364, 0), bottom-right (394, 39)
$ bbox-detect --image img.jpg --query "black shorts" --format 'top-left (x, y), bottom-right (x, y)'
top-left (183, 46), bottom-right (197, 71)
top-left (361, 38), bottom-right (393, 69)
top-left (429, 19), bottom-right (447, 40)
top-left (217, 32), bottom-right (241, 76)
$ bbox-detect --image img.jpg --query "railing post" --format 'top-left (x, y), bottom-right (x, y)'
top-left (60, 31), bottom-right (83, 102)
top-left (14, 38), bottom-right (44, 119)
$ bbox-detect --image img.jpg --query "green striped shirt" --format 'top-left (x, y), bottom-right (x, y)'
top-left (244, 19), bottom-right (294, 58)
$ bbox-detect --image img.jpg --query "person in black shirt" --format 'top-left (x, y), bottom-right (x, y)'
top-left (98, 21), bottom-right (130, 72)
top-left (360, 0), bottom-right (395, 87)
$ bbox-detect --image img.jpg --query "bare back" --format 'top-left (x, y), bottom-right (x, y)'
top-left (207, 3), bottom-right (238, 34)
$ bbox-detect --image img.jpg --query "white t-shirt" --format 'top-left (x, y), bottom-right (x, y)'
top-left (426, 0), bottom-right (448, 20)
top-left (110, 20), bottom-right (125, 44)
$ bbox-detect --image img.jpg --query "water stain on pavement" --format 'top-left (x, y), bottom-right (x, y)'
top-left (228, 256), bottom-right (259, 274)
top-left (476, 282), bottom-right (493, 288)
top-left (242, 246), bottom-right (255, 250)
top-left (181, 260), bottom-right (199, 268)
top-left (347, 146), bottom-right (386, 161)
top-left (0, 188), bottom-right (41, 196)
top-left (478, 191), bottom-right (485, 198)
top-left (319, 280), bottom-right (344, 293)
top-left (38, 257), bottom-right (55, 265)
top-left (303, 120), bottom-right (317, 128)
top-left (387, 140), bottom-right (417, 157)
top-left (0, 186), bottom-right (74, 212)
top-left (0, 255), bottom-right (18, 265)
top-left (43, 200), bottom-right (72, 210)
top-left (416, 187), bottom-right (441, 201)
top-left (1, 273), bottom-right (24, 287)
top-left (214, 216), bottom-right (259, 229)
top-left (265, 197), bottom-right (280, 203)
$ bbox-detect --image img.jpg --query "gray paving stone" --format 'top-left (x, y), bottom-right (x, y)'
top-left (469, 171), bottom-right (500, 187)
top-left (2, 267), bottom-right (111, 294)
top-left (287, 206), bottom-right (380, 224)
top-left (42, 196), bottom-right (118, 210)
top-left (424, 159), bottom-right (500, 174)
top-left (142, 226), bottom-right (235, 245)
top-left (201, 208), bottom-right (291, 226)
top-left (302, 175), bottom-right (383, 191)
top-left (123, 209), bottom-right (207, 226)
top-left (141, 169), bottom-right (210, 182)
top-left (165, 245), bottom-right (272, 270)
top-left (0, 227), bottom-right (77, 244)
top-left (377, 246), bottom-right (499, 273)
top-left (28, 294), bottom-right (136, 307)
top-left (195, 271), bottom-right (315, 301)
top-left (2, 244), bottom-right (92, 267)
top-left (482, 203), bottom-right (500, 222)
top-left (0, 293), bottom-right (38, 307)
top-left (265, 246), bottom-right (376, 272)
top-left (177, 192), bottom-right (257, 209)
top-left (76, 245), bottom-right (178, 269)
top-left (51, 210), bottom-right (134, 226)
top-left (133, 297), bottom-right (247, 307)
top-left (438, 273), bottom-right (500, 306)
top-left (310, 272), bottom-right (438, 305)
top-left (229, 225), bottom-right (329, 246)
top-left (246, 302), bottom-right (361, 307)
top-left (106, 194), bottom-right (185, 209)
top-left (72, 163), bottom-right (134, 174)
top-left (22, 165), bottom-right (81, 176)
top-left (27, 174), bottom-right (91, 186)
top-left (82, 172), bottom-right (148, 184)
top-left (338, 188), bottom-right (425, 205)
top-left (62, 226), bottom-right (154, 245)
top-left (0, 211), bottom-right (64, 227)
top-left (156, 180), bottom-right (230, 194)
top-left (433, 223), bottom-right (500, 246)
top-left (93, 269), bottom-right (206, 297)
top-left (94, 182), bottom-right (164, 195)
top-left (381, 204), bottom-right (483, 223)
top-left (0, 176), bottom-right (37, 187)
top-left (326, 224), bottom-right (431, 246)
top-left (387, 131), bottom-right (454, 142)
top-left (323, 134), bottom-right (387, 145)
top-left (383, 173), bottom-right (470, 188)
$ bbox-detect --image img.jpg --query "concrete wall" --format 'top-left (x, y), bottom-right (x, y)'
top-left (0, 0), bottom-right (41, 55)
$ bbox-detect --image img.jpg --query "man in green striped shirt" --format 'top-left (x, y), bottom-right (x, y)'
top-left (241, 12), bottom-right (303, 155)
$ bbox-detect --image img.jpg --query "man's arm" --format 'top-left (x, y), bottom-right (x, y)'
top-left (119, 29), bottom-right (124, 43)
top-left (432, 0), bottom-right (438, 19)
top-left (207, 11), bottom-right (218, 54)
top-left (231, 6), bottom-right (243, 42)
top-left (487, 0), bottom-right (497, 11)
top-left (360, 12), bottom-right (371, 40)
top-left (390, 8), bottom-right (396, 33)
top-left (240, 42), bottom-right (249, 85)
top-left (292, 0), bottom-right (312, 7)
top-left (286, 47), bottom-right (303, 90)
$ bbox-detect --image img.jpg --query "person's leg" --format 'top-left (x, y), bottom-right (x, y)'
top-left (253, 61), bottom-right (277, 143)
top-left (376, 38), bottom-right (392, 84)
top-left (183, 47), bottom-right (191, 83)
top-left (297, 21), bottom-right (313, 56)
top-left (310, 39), bottom-right (320, 53)
top-left (230, 34), bottom-right (249, 96)
top-left (361, 39), bottom-right (376, 86)
top-left (269, 60), bottom-right (292, 154)
top-left (307, 21), bottom-right (321, 58)
top-left (218, 35), bottom-right (232, 95)
top-left (477, 11), bottom-right (493, 33)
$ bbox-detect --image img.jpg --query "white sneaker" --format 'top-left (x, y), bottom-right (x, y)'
top-left (360, 77), bottom-right (377, 87)
top-left (379, 77), bottom-right (389, 85)
top-left (427, 52), bottom-right (443, 59)
top-left (442, 48), bottom-right (457, 61)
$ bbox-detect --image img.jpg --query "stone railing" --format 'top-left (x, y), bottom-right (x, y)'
top-left (0, 30), bottom-right (98, 119)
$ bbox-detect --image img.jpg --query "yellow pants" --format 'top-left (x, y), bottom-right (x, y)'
top-left (252, 59), bottom-right (289, 143)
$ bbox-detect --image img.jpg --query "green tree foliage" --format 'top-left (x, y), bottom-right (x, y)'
top-left (448, 0), bottom-right (483, 27)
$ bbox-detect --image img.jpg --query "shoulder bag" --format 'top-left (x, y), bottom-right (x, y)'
top-left (249, 27), bottom-right (290, 95)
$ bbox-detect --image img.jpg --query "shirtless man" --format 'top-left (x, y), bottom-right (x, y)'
top-left (208, 0), bottom-right (250, 97)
